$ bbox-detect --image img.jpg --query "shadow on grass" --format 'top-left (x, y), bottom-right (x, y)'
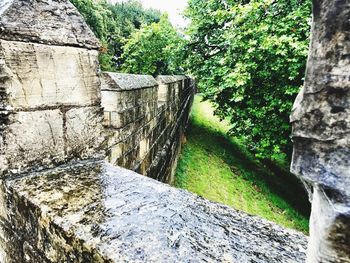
top-left (187, 118), bottom-right (311, 218)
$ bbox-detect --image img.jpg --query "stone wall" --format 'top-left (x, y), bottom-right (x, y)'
top-left (101, 73), bottom-right (194, 183)
top-left (2, 160), bottom-right (308, 263)
top-left (0, 0), bottom-right (105, 261)
top-left (0, 0), bottom-right (104, 178)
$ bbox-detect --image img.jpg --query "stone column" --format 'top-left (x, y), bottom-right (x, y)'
top-left (291, 0), bottom-right (350, 262)
top-left (0, 0), bottom-right (105, 176)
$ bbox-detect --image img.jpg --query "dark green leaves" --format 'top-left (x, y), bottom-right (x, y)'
top-left (70, 0), bottom-right (161, 71)
top-left (185, 0), bottom-right (311, 160)
top-left (121, 15), bottom-right (186, 76)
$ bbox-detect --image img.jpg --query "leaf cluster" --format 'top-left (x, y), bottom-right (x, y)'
top-left (70, 0), bottom-right (161, 71)
top-left (185, 0), bottom-right (311, 160)
top-left (121, 15), bottom-right (186, 76)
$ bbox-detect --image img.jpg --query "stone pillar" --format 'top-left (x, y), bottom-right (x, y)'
top-left (291, 0), bottom-right (350, 262)
top-left (0, 2), bottom-right (105, 260)
top-left (0, 0), bottom-right (104, 177)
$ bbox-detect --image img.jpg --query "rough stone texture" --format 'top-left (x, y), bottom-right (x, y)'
top-left (101, 73), bottom-right (194, 183)
top-left (102, 72), bottom-right (158, 90)
top-left (2, 110), bottom-right (65, 173)
top-left (0, 40), bottom-right (101, 108)
top-left (0, 20), bottom-right (104, 177)
top-left (1, 160), bottom-right (307, 263)
top-left (290, 0), bottom-right (350, 262)
top-left (0, 0), bottom-right (100, 49)
top-left (0, 0), bottom-right (105, 259)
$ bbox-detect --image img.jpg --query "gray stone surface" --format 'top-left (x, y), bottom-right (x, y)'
top-left (1, 110), bottom-right (65, 173)
top-left (3, 160), bottom-right (307, 263)
top-left (0, 0), bottom-right (100, 49)
top-left (0, 40), bottom-right (101, 109)
top-left (102, 72), bottom-right (158, 91)
top-left (156, 75), bottom-right (177, 84)
top-left (290, 0), bottom-right (350, 262)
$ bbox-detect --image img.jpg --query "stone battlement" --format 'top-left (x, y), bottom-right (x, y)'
top-left (102, 72), bottom-right (193, 182)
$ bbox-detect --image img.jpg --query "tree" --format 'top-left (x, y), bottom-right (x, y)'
top-left (121, 15), bottom-right (186, 76)
top-left (69, 0), bottom-right (161, 71)
top-left (185, 0), bottom-right (311, 160)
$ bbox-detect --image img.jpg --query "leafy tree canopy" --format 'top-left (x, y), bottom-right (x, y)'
top-left (121, 15), bottom-right (186, 76)
top-left (71, 0), bottom-right (311, 161)
top-left (70, 0), bottom-right (161, 71)
top-left (185, 0), bottom-right (311, 160)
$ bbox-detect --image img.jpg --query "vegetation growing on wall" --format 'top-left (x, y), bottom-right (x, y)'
top-left (185, 0), bottom-right (311, 160)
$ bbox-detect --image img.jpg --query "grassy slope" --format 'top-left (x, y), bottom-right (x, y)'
top-left (174, 95), bottom-right (310, 233)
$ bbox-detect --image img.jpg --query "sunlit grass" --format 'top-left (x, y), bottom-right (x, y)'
top-left (174, 95), bottom-right (309, 233)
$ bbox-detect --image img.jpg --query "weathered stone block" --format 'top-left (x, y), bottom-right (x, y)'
top-left (0, 40), bottom-right (100, 109)
top-left (0, 0), bottom-right (100, 49)
top-left (0, 110), bottom-right (65, 175)
top-left (101, 72), bottom-right (158, 91)
top-left (139, 138), bottom-right (149, 160)
top-left (65, 106), bottom-right (105, 160)
top-left (109, 111), bottom-right (128, 129)
top-left (107, 144), bottom-right (123, 165)
top-left (156, 75), bottom-right (183, 104)
top-left (101, 90), bottom-right (135, 112)
top-left (103, 111), bottom-right (111, 127)
top-left (156, 75), bottom-right (177, 85)
top-left (157, 84), bottom-right (170, 102)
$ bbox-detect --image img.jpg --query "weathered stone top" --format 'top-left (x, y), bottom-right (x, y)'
top-left (0, 0), bottom-right (100, 49)
top-left (173, 75), bottom-right (188, 81)
top-left (101, 72), bottom-right (158, 91)
top-left (156, 75), bottom-right (178, 84)
top-left (7, 160), bottom-right (308, 262)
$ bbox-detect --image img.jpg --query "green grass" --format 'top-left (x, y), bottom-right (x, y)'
top-left (174, 95), bottom-right (310, 233)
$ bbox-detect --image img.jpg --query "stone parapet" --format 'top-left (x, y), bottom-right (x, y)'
top-left (1, 160), bottom-right (307, 263)
top-left (0, 39), bottom-right (104, 178)
top-left (101, 73), bottom-right (194, 183)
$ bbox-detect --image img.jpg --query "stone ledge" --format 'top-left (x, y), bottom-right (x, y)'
top-left (156, 75), bottom-right (177, 84)
top-left (3, 160), bottom-right (307, 262)
top-left (101, 73), bottom-right (158, 91)
top-left (0, 0), bottom-right (100, 49)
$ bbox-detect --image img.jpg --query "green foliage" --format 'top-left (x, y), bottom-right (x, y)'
top-left (121, 15), bottom-right (186, 76)
top-left (175, 95), bottom-right (309, 233)
top-left (185, 0), bottom-right (311, 160)
top-left (70, 0), bottom-right (111, 41)
top-left (70, 0), bottom-right (161, 71)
